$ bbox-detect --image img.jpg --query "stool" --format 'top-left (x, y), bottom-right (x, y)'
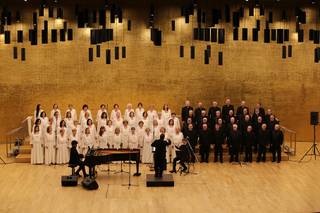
top-left (68, 164), bottom-right (77, 175)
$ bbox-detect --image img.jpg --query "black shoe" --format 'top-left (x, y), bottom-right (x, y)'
top-left (181, 168), bottom-right (187, 172)
top-left (272, 160), bottom-right (276, 162)
top-left (169, 170), bottom-right (177, 173)
top-left (75, 173), bottom-right (82, 177)
top-left (277, 161), bottom-right (281, 163)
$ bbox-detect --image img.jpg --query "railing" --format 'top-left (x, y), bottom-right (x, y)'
top-left (280, 125), bottom-right (297, 156)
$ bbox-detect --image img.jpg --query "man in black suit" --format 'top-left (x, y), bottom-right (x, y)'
top-left (208, 101), bottom-right (221, 127)
top-left (236, 100), bottom-right (249, 120)
top-left (194, 102), bottom-right (205, 128)
top-left (229, 124), bottom-right (242, 163)
top-left (257, 124), bottom-right (270, 162)
top-left (222, 98), bottom-right (234, 122)
top-left (272, 124), bottom-right (284, 163)
top-left (198, 123), bottom-right (212, 163)
top-left (181, 100), bottom-right (193, 123)
top-left (69, 140), bottom-right (87, 177)
top-left (213, 124), bottom-right (225, 163)
top-left (151, 134), bottom-right (171, 177)
top-left (183, 123), bottom-right (198, 162)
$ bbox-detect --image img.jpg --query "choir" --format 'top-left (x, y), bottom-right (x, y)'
top-left (30, 99), bottom-right (284, 165)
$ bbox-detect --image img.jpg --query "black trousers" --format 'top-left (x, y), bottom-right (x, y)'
top-left (172, 157), bottom-right (187, 171)
top-left (154, 158), bottom-right (166, 177)
top-left (200, 145), bottom-right (210, 162)
top-left (229, 145), bottom-right (239, 162)
top-left (244, 145), bottom-right (252, 162)
top-left (76, 161), bottom-right (87, 176)
top-left (214, 145), bottom-right (223, 162)
top-left (272, 146), bottom-right (281, 162)
top-left (257, 145), bottom-right (267, 162)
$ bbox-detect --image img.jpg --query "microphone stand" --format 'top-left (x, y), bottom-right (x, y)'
top-left (122, 151), bottom-right (138, 189)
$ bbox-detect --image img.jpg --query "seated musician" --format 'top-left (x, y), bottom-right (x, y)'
top-left (170, 138), bottom-right (189, 173)
top-left (69, 140), bottom-right (87, 177)
top-left (151, 134), bottom-right (171, 177)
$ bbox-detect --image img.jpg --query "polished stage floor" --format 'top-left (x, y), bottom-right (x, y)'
top-left (0, 143), bottom-right (319, 213)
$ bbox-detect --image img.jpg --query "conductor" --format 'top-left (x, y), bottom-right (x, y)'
top-left (151, 134), bottom-right (171, 177)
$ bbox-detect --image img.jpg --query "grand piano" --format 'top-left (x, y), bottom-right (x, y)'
top-left (85, 148), bottom-right (141, 177)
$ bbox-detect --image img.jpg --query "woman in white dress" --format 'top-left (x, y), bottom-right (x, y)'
top-left (32, 119), bottom-right (42, 135)
top-left (44, 126), bottom-right (56, 165)
top-left (96, 104), bottom-right (108, 122)
top-left (135, 102), bottom-right (144, 123)
top-left (156, 112), bottom-right (165, 128)
top-left (128, 127), bottom-right (139, 149)
top-left (80, 128), bottom-right (95, 155)
top-left (80, 111), bottom-right (90, 134)
top-left (128, 111), bottom-right (137, 128)
top-left (34, 104), bottom-right (43, 121)
top-left (66, 104), bottom-right (77, 122)
top-left (56, 128), bottom-right (68, 164)
top-left (152, 120), bottom-right (161, 139)
top-left (50, 104), bottom-right (61, 120)
top-left (147, 105), bottom-right (158, 123)
top-left (171, 112), bottom-right (181, 129)
top-left (97, 126), bottom-right (108, 148)
top-left (79, 104), bottom-right (92, 122)
top-left (141, 112), bottom-right (151, 129)
top-left (171, 127), bottom-right (183, 160)
top-left (124, 103), bottom-right (134, 121)
top-left (105, 120), bottom-right (114, 146)
top-left (87, 119), bottom-right (97, 141)
top-left (142, 128), bottom-right (154, 163)
top-left (68, 128), bottom-right (79, 151)
top-left (59, 120), bottom-right (67, 135)
top-left (31, 126), bottom-right (44, 164)
top-left (39, 111), bottom-right (49, 136)
top-left (121, 120), bottom-right (130, 148)
top-left (113, 112), bottom-right (123, 129)
top-left (97, 111), bottom-right (108, 132)
top-left (111, 104), bottom-right (121, 122)
top-left (136, 121), bottom-right (146, 149)
top-left (161, 104), bottom-right (171, 128)
top-left (112, 127), bottom-right (123, 149)
top-left (64, 111), bottom-right (74, 136)
top-left (52, 111), bottom-right (61, 135)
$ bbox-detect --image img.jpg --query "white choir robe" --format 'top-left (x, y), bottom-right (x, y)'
top-left (128, 133), bottom-right (139, 149)
top-left (128, 117), bottom-right (137, 128)
top-left (105, 125), bottom-right (114, 145)
top-left (112, 133), bottom-right (122, 149)
top-left (56, 133), bottom-right (69, 164)
top-left (52, 117), bottom-right (61, 135)
top-left (88, 124), bottom-right (97, 141)
top-left (80, 134), bottom-right (95, 155)
top-left (173, 117), bottom-right (181, 129)
top-left (161, 110), bottom-right (171, 128)
top-left (40, 117), bottom-right (49, 135)
top-left (79, 109), bottom-right (92, 123)
top-left (156, 117), bottom-right (165, 128)
top-left (31, 132), bottom-right (44, 164)
top-left (44, 132), bottom-right (56, 165)
top-left (32, 124), bottom-right (43, 136)
top-left (34, 109), bottom-right (44, 121)
top-left (142, 133), bottom-right (154, 163)
top-left (66, 108), bottom-right (77, 122)
top-left (68, 134), bottom-right (80, 151)
top-left (97, 118), bottom-right (107, 132)
top-left (96, 109), bottom-right (108, 122)
top-left (97, 132), bottom-right (108, 148)
top-left (124, 109), bottom-right (134, 121)
top-left (50, 109), bottom-right (61, 120)
top-left (147, 110), bottom-right (158, 122)
top-left (166, 126), bottom-right (175, 162)
top-left (64, 118), bottom-right (74, 136)
top-left (141, 118), bottom-right (151, 130)
top-left (121, 126), bottom-right (130, 148)
top-left (113, 118), bottom-right (123, 129)
top-left (171, 132), bottom-right (183, 160)
top-left (153, 126), bottom-right (161, 139)
top-left (135, 108), bottom-right (144, 122)
top-left (80, 117), bottom-right (88, 134)
top-left (110, 109), bottom-right (122, 122)
top-left (136, 126), bottom-right (146, 148)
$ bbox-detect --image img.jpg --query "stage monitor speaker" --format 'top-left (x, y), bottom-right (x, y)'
top-left (13, 46), bottom-right (17, 59)
top-left (282, 46), bottom-right (286, 59)
top-left (190, 46), bottom-right (195, 59)
top-left (51, 29), bottom-right (57, 42)
top-left (268, 11), bottom-right (273, 23)
top-left (298, 29), bottom-right (304, 42)
top-left (225, 5), bottom-right (230, 23)
top-left (67, 29), bottom-right (73, 41)
top-left (211, 28), bottom-right (217, 42)
top-left (4, 31), bottom-right (10, 44)
top-left (218, 51), bottom-right (223, 65)
top-left (233, 28), bottom-right (238, 41)
top-left (89, 47), bottom-right (93, 62)
top-left (218, 28), bottom-right (225, 44)
top-left (171, 20), bottom-right (175, 31)
top-left (115, 46), bottom-right (119, 60)
top-left (21, 48), bottom-right (25, 61)
top-left (41, 29), bottom-right (48, 44)
top-left (82, 177), bottom-right (98, 190)
top-left (252, 28), bottom-right (258, 41)
top-left (180, 45), bottom-right (184, 57)
top-left (96, 45), bottom-right (100, 58)
top-left (232, 12), bottom-right (239, 28)
top-left (242, 28), bottom-right (248, 41)
top-left (61, 175), bottom-right (78, 187)
top-left (204, 28), bottom-right (210, 41)
top-left (106, 49), bottom-right (111, 64)
top-left (277, 29), bottom-right (284, 44)
top-left (271, 29), bottom-right (276, 41)
top-left (60, 29), bottom-right (65, 42)
top-left (204, 49), bottom-right (209, 64)
top-left (311, 112), bottom-right (319, 125)
top-left (288, 45), bottom-right (292, 57)
top-left (128, 20), bottom-right (131, 31)
top-left (122, 46), bottom-right (126, 58)
top-left (264, 29), bottom-right (270, 43)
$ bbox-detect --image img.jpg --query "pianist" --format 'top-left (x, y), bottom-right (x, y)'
top-left (69, 140), bottom-right (87, 177)
top-left (151, 134), bottom-right (171, 178)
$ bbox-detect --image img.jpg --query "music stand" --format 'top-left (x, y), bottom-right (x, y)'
top-left (180, 138), bottom-right (199, 175)
top-left (121, 152), bottom-right (139, 189)
top-left (299, 124), bottom-right (320, 162)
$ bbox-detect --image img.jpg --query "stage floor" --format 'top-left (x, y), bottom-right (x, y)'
top-left (0, 143), bottom-right (320, 213)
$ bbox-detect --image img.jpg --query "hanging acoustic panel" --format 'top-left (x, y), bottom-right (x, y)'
top-left (252, 28), bottom-right (258, 41)
top-left (268, 12), bottom-right (273, 23)
top-left (264, 29), bottom-right (270, 43)
top-left (106, 49), bottom-right (111, 64)
top-left (33, 12), bottom-right (37, 26)
top-left (193, 28), bottom-right (199, 40)
top-left (13, 46), bottom-right (18, 59)
top-left (21, 48), bottom-right (26, 61)
top-left (96, 45), bottom-right (101, 58)
top-left (314, 30), bottom-right (320, 44)
top-left (218, 51), bottom-right (223, 65)
top-left (298, 30), bottom-right (304, 42)
top-left (57, 8), bottom-right (63, 19)
top-left (309, 29), bottom-right (314, 41)
top-left (233, 28), bottom-right (239, 40)
top-left (89, 47), bottom-right (93, 62)
top-left (67, 29), bottom-right (73, 41)
top-left (49, 6), bottom-right (54, 18)
top-left (218, 29), bottom-right (225, 44)
top-left (30, 30), bottom-right (37, 45)
top-left (225, 5), bottom-right (230, 23)
top-left (232, 12), bottom-right (239, 28)
top-left (171, 20), bottom-right (175, 31)
top-left (60, 29), bottom-right (65, 41)
top-left (277, 29), bottom-right (284, 44)
top-left (288, 45), bottom-right (292, 57)
top-left (51, 29), bottom-right (57, 42)
top-left (122, 46), bottom-right (126, 58)
top-left (207, 45), bottom-right (211, 57)
top-left (242, 28), bottom-right (248, 41)
top-left (204, 28), bottom-right (210, 41)
top-left (271, 29), bottom-right (276, 41)
top-left (128, 20), bottom-right (131, 31)
top-left (204, 49), bottom-right (209, 64)
top-left (284, 29), bottom-right (289, 42)
top-left (180, 45), bottom-right (184, 57)
top-left (190, 46), bottom-right (195, 59)
top-left (41, 29), bottom-right (48, 44)
top-left (256, 20), bottom-right (260, 31)
top-left (4, 30), bottom-right (10, 44)
top-left (44, 20), bottom-right (48, 31)
top-left (115, 46), bottom-right (119, 60)
top-left (282, 46), bottom-right (286, 59)
top-left (211, 28), bottom-right (217, 42)
top-left (17, 30), bottom-right (23, 43)
top-left (199, 28), bottom-right (204, 40)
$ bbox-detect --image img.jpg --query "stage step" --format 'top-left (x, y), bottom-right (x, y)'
top-left (15, 154), bottom-right (31, 163)
top-left (19, 145), bottom-right (31, 154)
